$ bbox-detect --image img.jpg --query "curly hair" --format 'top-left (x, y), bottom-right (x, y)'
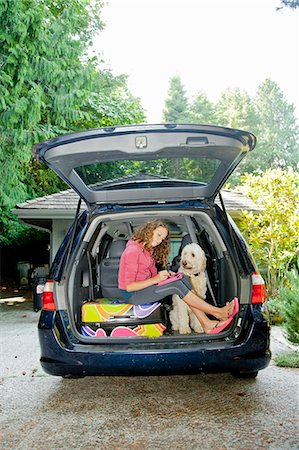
top-left (132, 220), bottom-right (170, 267)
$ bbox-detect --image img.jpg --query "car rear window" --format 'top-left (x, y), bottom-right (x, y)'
top-left (75, 157), bottom-right (221, 190)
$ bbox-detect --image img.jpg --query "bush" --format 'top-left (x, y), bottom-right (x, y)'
top-left (278, 269), bottom-right (299, 344)
top-left (238, 168), bottom-right (299, 298)
top-left (267, 298), bottom-right (284, 325)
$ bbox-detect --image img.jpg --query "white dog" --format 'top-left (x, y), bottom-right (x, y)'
top-left (170, 243), bottom-right (207, 334)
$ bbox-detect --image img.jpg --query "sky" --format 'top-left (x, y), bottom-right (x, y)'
top-left (93, 0), bottom-right (299, 122)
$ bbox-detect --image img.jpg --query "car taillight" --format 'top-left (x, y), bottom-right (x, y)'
top-left (251, 272), bottom-right (266, 304)
top-left (42, 280), bottom-right (56, 311)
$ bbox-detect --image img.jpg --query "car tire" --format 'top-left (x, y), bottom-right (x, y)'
top-left (231, 370), bottom-right (259, 379)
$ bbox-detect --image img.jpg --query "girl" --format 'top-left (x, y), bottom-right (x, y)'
top-left (118, 220), bottom-right (238, 334)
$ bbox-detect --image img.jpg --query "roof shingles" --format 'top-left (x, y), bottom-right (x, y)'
top-left (16, 188), bottom-right (259, 213)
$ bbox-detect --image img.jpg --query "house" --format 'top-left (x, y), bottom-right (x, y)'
top-left (13, 187), bottom-right (260, 264)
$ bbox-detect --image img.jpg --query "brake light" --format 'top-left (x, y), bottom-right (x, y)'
top-left (251, 272), bottom-right (266, 304)
top-left (42, 280), bottom-right (56, 311)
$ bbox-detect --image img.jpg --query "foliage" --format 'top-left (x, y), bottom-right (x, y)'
top-left (162, 75), bottom-right (189, 122)
top-left (213, 88), bottom-right (260, 183)
top-left (215, 88), bottom-right (257, 130)
top-left (267, 298), bottom-right (285, 324)
top-left (80, 83), bottom-right (146, 128)
top-left (248, 79), bottom-right (299, 172)
top-left (275, 351), bottom-right (299, 368)
top-left (162, 77), bottom-right (299, 183)
top-left (277, 0), bottom-right (299, 9)
top-left (238, 168), bottom-right (299, 298)
top-left (188, 92), bottom-right (216, 124)
top-left (0, 0), bottom-right (145, 245)
top-left (213, 80), bottom-right (299, 176)
top-left (278, 269), bottom-right (299, 343)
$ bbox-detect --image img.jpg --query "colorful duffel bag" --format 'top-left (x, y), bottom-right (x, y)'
top-left (81, 298), bottom-right (167, 338)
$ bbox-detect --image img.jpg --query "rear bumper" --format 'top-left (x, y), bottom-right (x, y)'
top-left (38, 309), bottom-right (271, 377)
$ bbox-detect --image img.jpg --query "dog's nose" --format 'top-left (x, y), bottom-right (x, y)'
top-left (182, 260), bottom-right (187, 267)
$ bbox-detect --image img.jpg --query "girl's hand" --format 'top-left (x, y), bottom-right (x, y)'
top-left (156, 270), bottom-right (170, 282)
top-left (127, 270), bottom-right (170, 291)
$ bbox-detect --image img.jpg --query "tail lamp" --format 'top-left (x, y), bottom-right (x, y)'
top-left (42, 280), bottom-right (56, 311)
top-left (251, 272), bottom-right (266, 304)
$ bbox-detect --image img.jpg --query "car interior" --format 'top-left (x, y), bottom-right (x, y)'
top-left (66, 210), bottom-right (238, 339)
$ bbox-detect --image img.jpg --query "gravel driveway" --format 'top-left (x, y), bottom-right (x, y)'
top-left (0, 296), bottom-right (298, 450)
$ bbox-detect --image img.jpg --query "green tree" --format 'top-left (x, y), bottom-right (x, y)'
top-left (215, 88), bottom-right (257, 130)
top-left (213, 81), bottom-right (298, 176)
top-left (214, 88), bottom-right (258, 184)
top-left (277, 0), bottom-right (299, 9)
top-left (163, 75), bottom-right (189, 122)
top-left (251, 79), bottom-right (299, 171)
top-left (188, 91), bottom-right (216, 124)
top-left (238, 168), bottom-right (299, 298)
top-left (0, 0), bottom-right (145, 244)
top-left (80, 79), bottom-right (145, 129)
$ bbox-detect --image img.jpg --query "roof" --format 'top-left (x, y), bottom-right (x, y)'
top-left (14, 187), bottom-right (260, 215)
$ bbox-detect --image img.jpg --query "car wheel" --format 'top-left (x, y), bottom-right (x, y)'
top-left (231, 370), bottom-right (259, 379)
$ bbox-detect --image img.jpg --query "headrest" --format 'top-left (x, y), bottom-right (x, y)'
top-left (108, 240), bottom-right (127, 258)
top-left (179, 234), bottom-right (192, 253)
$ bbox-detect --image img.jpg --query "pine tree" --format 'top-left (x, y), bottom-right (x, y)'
top-left (251, 79), bottom-right (299, 171)
top-left (215, 88), bottom-right (257, 130)
top-left (163, 75), bottom-right (189, 123)
top-left (188, 91), bottom-right (216, 124)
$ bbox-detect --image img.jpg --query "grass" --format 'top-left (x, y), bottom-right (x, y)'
top-left (275, 352), bottom-right (299, 368)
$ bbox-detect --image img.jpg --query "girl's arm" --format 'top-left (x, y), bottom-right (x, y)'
top-left (126, 270), bottom-right (169, 292)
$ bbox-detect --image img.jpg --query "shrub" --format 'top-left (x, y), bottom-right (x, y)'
top-left (267, 298), bottom-right (284, 324)
top-left (238, 168), bottom-right (299, 298)
top-left (278, 269), bottom-right (299, 344)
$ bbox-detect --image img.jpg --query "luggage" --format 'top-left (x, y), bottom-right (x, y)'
top-left (31, 266), bottom-right (49, 312)
top-left (81, 298), bottom-right (167, 338)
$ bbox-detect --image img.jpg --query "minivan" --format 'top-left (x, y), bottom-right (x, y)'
top-left (35, 124), bottom-right (270, 378)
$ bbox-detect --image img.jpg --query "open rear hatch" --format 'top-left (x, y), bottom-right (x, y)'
top-left (33, 124), bottom-right (256, 208)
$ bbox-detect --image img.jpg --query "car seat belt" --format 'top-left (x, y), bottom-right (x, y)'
top-left (205, 271), bottom-right (217, 306)
top-left (185, 216), bottom-right (217, 305)
top-left (87, 251), bottom-right (95, 300)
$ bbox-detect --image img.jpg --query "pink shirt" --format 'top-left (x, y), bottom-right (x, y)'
top-left (118, 240), bottom-right (157, 290)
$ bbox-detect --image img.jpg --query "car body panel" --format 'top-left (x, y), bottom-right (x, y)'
top-left (38, 307), bottom-right (270, 377)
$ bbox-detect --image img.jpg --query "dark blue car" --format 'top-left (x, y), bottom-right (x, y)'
top-left (35, 124), bottom-right (270, 378)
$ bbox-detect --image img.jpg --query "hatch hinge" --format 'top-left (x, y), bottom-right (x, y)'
top-left (201, 198), bottom-right (217, 217)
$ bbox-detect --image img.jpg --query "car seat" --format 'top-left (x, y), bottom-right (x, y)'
top-left (99, 240), bottom-right (127, 297)
top-left (171, 234), bottom-right (192, 272)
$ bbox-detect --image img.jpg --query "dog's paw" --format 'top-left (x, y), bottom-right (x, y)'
top-left (178, 326), bottom-right (192, 334)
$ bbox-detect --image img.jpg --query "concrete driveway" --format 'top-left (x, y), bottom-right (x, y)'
top-left (0, 294), bottom-right (298, 450)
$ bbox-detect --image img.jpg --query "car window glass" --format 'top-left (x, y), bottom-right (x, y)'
top-left (75, 157), bottom-right (221, 190)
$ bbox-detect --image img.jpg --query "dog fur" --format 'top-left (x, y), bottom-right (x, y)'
top-left (170, 243), bottom-right (207, 334)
